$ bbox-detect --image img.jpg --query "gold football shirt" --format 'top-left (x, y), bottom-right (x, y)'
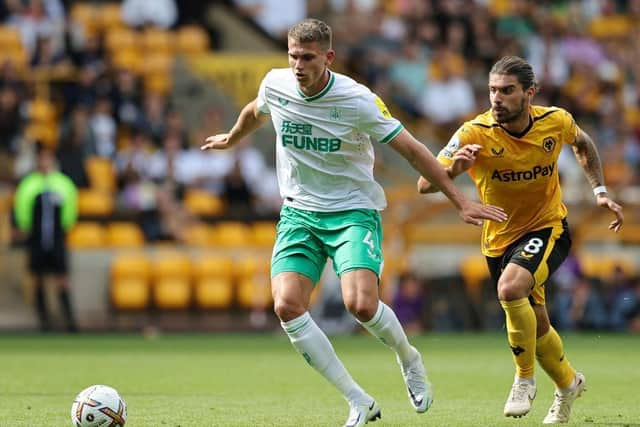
top-left (438, 106), bottom-right (578, 257)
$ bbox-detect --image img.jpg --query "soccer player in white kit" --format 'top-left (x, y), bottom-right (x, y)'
top-left (202, 18), bottom-right (507, 427)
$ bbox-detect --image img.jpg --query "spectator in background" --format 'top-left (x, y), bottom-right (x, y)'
top-left (56, 105), bottom-right (95, 188)
top-left (122, 0), bottom-right (177, 29)
top-left (233, 0), bottom-right (306, 41)
top-left (13, 142), bottom-right (77, 332)
top-left (89, 97), bottom-right (116, 159)
top-left (392, 272), bottom-right (425, 335)
top-left (0, 85), bottom-right (23, 185)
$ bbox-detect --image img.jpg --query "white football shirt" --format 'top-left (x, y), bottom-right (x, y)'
top-left (257, 68), bottom-right (403, 212)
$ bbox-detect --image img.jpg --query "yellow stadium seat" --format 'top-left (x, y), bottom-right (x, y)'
top-left (153, 277), bottom-right (192, 309)
top-left (580, 253), bottom-right (636, 281)
top-left (459, 255), bottom-right (490, 299)
top-left (111, 48), bottom-right (143, 74)
top-left (111, 252), bottom-right (151, 280)
top-left (28, 98), bottom-right (56, 124)
top-left (105, 222), bottom-right (145, 248)
top-left (70, 3), bottom-right (99, 35)
top-left (182, 223), bottom-right (216, 247)
top-left (105, 28), bottom-right (138, 52)
top-left (194, 277), bottom-right (233, 309)
top-left (111, 277), bottom-right (149, 310)
top-left (0, 26), bottom-right (22, 49)
top-left (141, 54), bottom-right (174, 76)
top-left (236, 277), bottom-right (272, 309)
top-left (85, 156), bottom-right (117, 193)
top-left (404, 223), bottom-right (481, 245)
top-left (176, 25), bottom-right (209, 55)
top-left (153, 251), bottom-right (192, 280)
top-left (183, 189), bottom-right (225, 217)
top-left (67, 222), bottom-right (106, 248)
top-left (25, 123), bottom-right (58, 147)
top-left (144, 73), bottom-right (172, 95)
top-left (213, 221), bottom-right (252, 247)
top-left (142, 28), bottom-right (173, 53)
top-left (0, 48), bottom-right (28, 70)
top-left (193, 255), bottom-right (234, 280)
top-left (251, 221), bottom-right (277, 247)
top-left (77, 189), bottom-right (114, 217)
top-left (235, 254), bottom-right (270, 279)
top-left (98, 3), bottom-right (124, 30)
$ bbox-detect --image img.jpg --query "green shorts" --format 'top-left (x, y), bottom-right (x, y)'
top-left (271, 205), bottom-right (384, 284)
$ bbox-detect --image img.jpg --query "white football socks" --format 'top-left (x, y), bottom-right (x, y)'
top-left (359, 302), bottom-right (418, 364)
top-left (281, 312), bottom-right (368, 403)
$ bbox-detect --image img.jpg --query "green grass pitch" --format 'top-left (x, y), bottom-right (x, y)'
top-left (1, 333), bottom-right (638, 426)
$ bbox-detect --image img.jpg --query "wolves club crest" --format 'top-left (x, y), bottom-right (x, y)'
top-left (543, 137), bottom-right (556, 153)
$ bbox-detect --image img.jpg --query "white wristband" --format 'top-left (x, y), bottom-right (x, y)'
top-left (593, 186), bottom-right (607, 196)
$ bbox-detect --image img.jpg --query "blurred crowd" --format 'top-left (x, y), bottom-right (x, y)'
top-left (237, 0), bottom-right (640, 190)
top-left (383, 257), bottom-right (640, 334)
top-left (0, 0), bottom-right (280, 243)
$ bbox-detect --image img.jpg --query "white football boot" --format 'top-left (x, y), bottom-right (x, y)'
top-left (398, 347), bottom-right (434, 413)
top-left (504, 378), bottom-right (536, 417)
top-left (543, 372), bottom-right (586, 424)
top-left (343, 399), bottom-right (381, 427)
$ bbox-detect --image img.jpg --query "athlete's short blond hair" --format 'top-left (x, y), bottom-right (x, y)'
top-left (288, 19), bottom-right (332, 51)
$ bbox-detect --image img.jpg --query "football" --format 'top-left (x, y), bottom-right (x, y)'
top-left (70, 385), bottom-right (127, 427)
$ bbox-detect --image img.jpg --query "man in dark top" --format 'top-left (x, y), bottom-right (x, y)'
top-left (14, 142), bottom-right (78, 331)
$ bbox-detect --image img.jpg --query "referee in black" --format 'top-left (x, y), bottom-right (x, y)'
top-left (14, 142), bottom-right (78, 332)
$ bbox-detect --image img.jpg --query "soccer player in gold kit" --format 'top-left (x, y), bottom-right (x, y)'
top-left (418, 56), bottom-right (624, 424)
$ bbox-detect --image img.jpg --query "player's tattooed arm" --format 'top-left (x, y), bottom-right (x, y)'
top-left (572, 128), bottom-right (605, 188)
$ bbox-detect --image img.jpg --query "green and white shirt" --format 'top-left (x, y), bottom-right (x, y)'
top-left (257, 68), bottom-right (403, 212)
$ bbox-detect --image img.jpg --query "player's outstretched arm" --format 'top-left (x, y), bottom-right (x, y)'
top-left (572, 128), bottom-right (624, 232)
top-left (417, 144), bottom-right (481, 194)
top-left (389, 130), bottom-right (506, 226)
top-left (201, 99), bottom-right (269, 150)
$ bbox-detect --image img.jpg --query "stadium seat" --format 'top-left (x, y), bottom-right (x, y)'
top-left (98, 3), bottom-right (123, 30)
top-left (85, 156), bottom-right (117, 193)
top-left (213, 221), bottom-right (252, 248)
top-left (142, 28), bottom-right (173, 53)
top-left (404, 223), bottom-right (481, 245)
top-left (144, 73), bottom-right (172, 95)
top-left (105, 28), bottom-right (138, 52)
top-left (194, 277), bottom-right (233, 310)
top-left (77, 189), bottom-right (114, 217)
top-left (70, 3), bottom-right (98, 35)
top-left (176, 25), bottom-right (210, 55)
top-left (153, 251), bottom-right (192, 279)
top-left (193, 255), bottom-right (234, 281)
top-left (28, 98), bottom-right (56, 124)
top-left (111, 252), bottom-right (151, 281)
top-left (459, 255), bottom-right (490, 299)
top-left (111, 277), bottom-right (149, 310)
top-left (111, 48), bottom-right (143, 74)
top-left (0, 26), bottom-right (22, 50)
top-left (235, 254), bottom-right (270, 279)
top-left (251, 221), bottom-right (277, 247)
top-left (182, 223), bottom-right (216, 247)
top-left (105, 222), bottom-right (145, 248)
top-left (183, 189), bottom-right (225, 217)
top-left (236, 277), bottom-right (272, 310)
top-left (153, 277), bottom-right (192, 309)
top-left (141, 54), bottom-right (174, 77)
top-left (67, 222), bottom-right (106, 249)
top-left (24, 123), bottom-right (58, 148)
top-left (580, 253), bottom-right (636, 281)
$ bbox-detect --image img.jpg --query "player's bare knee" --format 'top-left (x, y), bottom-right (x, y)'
top-left (497, 279), bottom-right (529, 301)
top-left (273, 297), bottom-right (305, 322)
top-left (344, 299), bottom-right (376, 322)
